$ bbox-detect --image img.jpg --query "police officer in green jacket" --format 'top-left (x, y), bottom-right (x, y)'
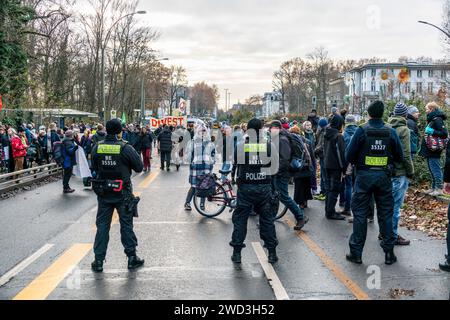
top-left (90, 119), bottom-right (144, 272)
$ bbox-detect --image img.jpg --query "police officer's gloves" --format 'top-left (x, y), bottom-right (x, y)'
top-left (425, 126), bottom-right (435, 135)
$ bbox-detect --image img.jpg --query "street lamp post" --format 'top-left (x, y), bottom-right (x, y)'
top-left (101, 10), bottom-right (146, 122)
top-left (228, 92), bottom-right (231, 111)
top-left (418, 20), bottom-right (450, 38)
top-left (224, 89), bottom-right (229, 112)
top-left (140, 58), bottom-right (169, 126)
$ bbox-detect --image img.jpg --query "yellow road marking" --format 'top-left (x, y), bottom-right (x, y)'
top-left (13, 243), bottom-right (92, 300)
top-left (138, 171), bottom-right (159, 189)
top-left (286, 220), bottom-right (370, 300)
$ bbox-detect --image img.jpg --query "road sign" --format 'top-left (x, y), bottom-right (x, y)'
top-left (110, 109), bottom-right (117, 119)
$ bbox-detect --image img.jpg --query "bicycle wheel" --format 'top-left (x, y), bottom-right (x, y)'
top-left (193, 184), bottom-right (228, 218)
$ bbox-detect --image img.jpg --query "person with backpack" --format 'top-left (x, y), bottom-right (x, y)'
top-left (419, 102), bottom-right (448, 196)
top-left (289, 125), bottom-right (314, 209)
top-left (270, 120), bottom-right (308, 231)
top-left (61, 130), bottom-right (79, 193)
top-left (10, 128), bottom-right (27, 178)
top-left (323, 115), bottom-right (347, 220)
top-left (184, 125), bottom-right (215, 211)
top-left (158, 125), bottom-right (173, 171)
top-left (314, 118), bottom-right (328, 201)
top-left (407, 106), bottom-right (420, 160)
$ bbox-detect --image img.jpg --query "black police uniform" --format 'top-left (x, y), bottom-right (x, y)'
top-left (230, 134), bottom-right (278, 263)
top-left (91, 134), bottom-right (144, 270)
top-left (346, 119), bottom-right (403, 263)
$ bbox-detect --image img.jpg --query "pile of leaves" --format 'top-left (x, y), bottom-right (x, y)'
top-left (389, 288), bottom-right (415, 299)
top-left (402, 190), bottom-right (448, 239)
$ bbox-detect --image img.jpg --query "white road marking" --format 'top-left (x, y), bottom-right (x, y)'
top-left (134, 221), bottom-right (213, 225)
top-left (0, 244), bottom-right (54, 287)
top-left (252, 242), bottom-right (290, 300)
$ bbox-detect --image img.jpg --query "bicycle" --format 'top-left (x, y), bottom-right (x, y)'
top-left (193, 170), bottom-right (289, 220)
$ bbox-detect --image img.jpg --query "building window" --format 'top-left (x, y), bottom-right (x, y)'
top-left (417, 70), bottom-right (423, 78)
top-left (428, 70), bottom-right (434, 78)
top-left (371, 69), bottom-right (376, 77)
top-left (428, 83), bottom-right (434, 94)
top-left (417, 82), bottom-right (423, 94)
top-left (371, 81), bottom-right (376, 92)
top-left (405, 82), bottom-right (411, 94)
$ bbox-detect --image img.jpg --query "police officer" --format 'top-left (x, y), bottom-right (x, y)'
top-left (230, 118), bottom-right (279, 264)
top-left (91, 119), bottom-right (144, 272)
top-left (345, 101), bottom-right (404, 265)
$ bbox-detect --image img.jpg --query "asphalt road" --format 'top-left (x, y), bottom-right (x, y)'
top-left (0, 155), bottom-right (449, 300)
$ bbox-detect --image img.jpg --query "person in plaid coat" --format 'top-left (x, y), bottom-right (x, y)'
top-left (184, 125), bottom-right (216, 211)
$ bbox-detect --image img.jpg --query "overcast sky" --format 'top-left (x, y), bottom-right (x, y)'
top-left (136, 0), bottom-right (446, 109)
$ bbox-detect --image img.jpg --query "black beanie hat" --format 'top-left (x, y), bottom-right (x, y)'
top-left (330, 114), bottom-right (344, 130)
top-left (106, 119), bottom-right (123, 135)
top-left (247, 118), bottom-right (263, 131)
top-left (269, 120), bottom-right (282, 129)
top-left (367, 100), bottom-right (385, 119)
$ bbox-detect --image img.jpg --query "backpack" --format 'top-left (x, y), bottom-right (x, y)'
top-left (52, 141), bottom-right (64, 165)
top-left (288, 134), bottom-right (306, 172)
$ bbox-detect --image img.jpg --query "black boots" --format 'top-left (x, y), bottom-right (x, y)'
top-left (346, 253), bottom-right (362, 264)
top-left (128, 256), bottom-right (145, 270)
top-left (385, 251), bottom-right (397, 265)
top-left (91, 259), bottom-right (104, 273)
top-left (231, 248), bottom-right (241, 264)
top-left (268, 249), bottom-right (278, 264)
top-left (439, 255), bottom-right (450, 272)
top-left (294, 216), bottom-right (309, 230)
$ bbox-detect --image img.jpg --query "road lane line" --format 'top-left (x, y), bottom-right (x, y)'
top-left (138, 171), bottom-right (159, 189)
top-left (251, 242), bottom-right (290, 300)
top-left (286, 220), bottom-right (370, 300)
top-left (0, 244), bottom-right (54, 288)
top-left (13, 243), bottom-right (92, 300)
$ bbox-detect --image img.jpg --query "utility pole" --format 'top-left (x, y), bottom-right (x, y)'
top-left (140, 78), bottom-right (145, 126)
top-left (228, 92), bottom-right (231, 111)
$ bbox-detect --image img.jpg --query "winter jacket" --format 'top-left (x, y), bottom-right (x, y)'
top-left (80, 135), bottom-right (92, 155)
top-left (91, 131), bottom-right (106, 147)
top-left (138, 133), bottom-right (153, 150)
top-left (158, 128), bottom-right (173, 152)
top-left (275, 129), bottom-right (293, 179)
top-left (314, 126), bottom-right (325, 159)
top-left (388, 116), bottom-right (414, 177)
top-left (444, 140), bottom-right (450, 183)
top-left (1, 133), bottom-right (9, 148)
top-left (304, 130), bottom-right (316, 149)
top-left (11, 136), bottom-right (27, 158)
top-left (343, 125), bottom-right (357, 147)
top-left (324, 127), bottom-right (346, 172)
top-left (127, 131), bottom-right (139, 150)
top-left (419, 109), bottom-right (448, 159)
top-left (345, 119), bottom-right (404, 167)
top-left (186, 138), bottom-right (216, 186)
top-left (62, 137), bottom-right (78, 169)
top-left (407, 114), bottom-right (420, 155)
top-left (49, 130), bottom-right (60, 147)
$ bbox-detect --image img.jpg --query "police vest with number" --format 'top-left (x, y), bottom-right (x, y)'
top-left (357, 123), bottom-right (393, 170)
top-left (237, 139), bottom-right (272, 184)
top-left (97, 140), bottom-right (130, 181)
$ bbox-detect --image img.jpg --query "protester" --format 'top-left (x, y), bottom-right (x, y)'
top-left (307, 109), bottom-right (320, 132)
top-left (81, 129), bottom-right (92, 159)
top-left (92, 124), bottom-right (106, 147)
top-left (441, 139), bottom-right (450, 272)
top-left (388, 103), bottom-right (414, 246)
top-left (62, 130), bottom-right (79, 193)
top-left (10, 128), bottom-right (27, 178)
top-left (126, 124), bottom-right (139, 151)
top-left (314, 118), bottom-right (328, 200)
top-left (270, 120), bottom-right (308, 230)
top-left (323, 115), bottom-right (346, 220)
top-left (139, 127), bottom-right (153, 172)
top-left (303, 121), bottom-right (317, 195)
top-left (407, 106), bottom-right (420, 160)
top-left (158, 125), bottom-right (173, 171)
top-left (419, 102), bottom-right (448, 196)
top-left (342, 115), bottom-right (357, 219)
top-left (290, 125), bottom-right (314, 209)
top-left (184, 125), bottom-right (215, 211)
